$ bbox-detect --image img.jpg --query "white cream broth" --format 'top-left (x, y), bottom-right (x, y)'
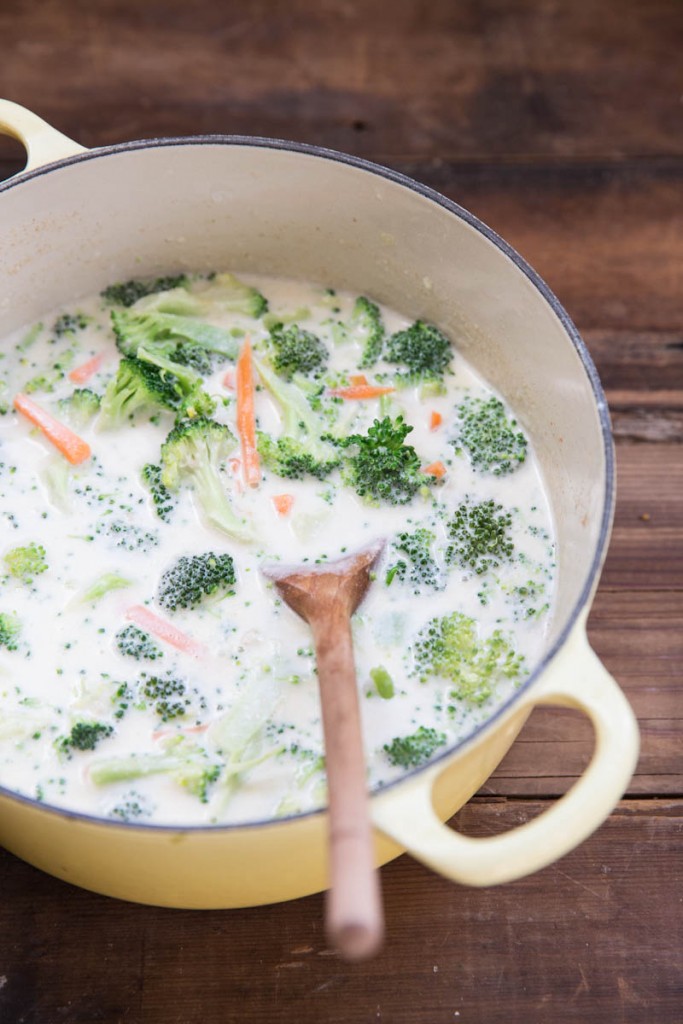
top-left (0, 274), bottom-right (556, 825)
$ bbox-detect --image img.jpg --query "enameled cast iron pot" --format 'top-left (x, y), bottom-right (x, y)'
top-left (0, 101), bottom-right (639, 908)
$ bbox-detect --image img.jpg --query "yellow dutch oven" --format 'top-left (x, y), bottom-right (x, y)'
top-left (0, 101), bottom-right (639, 908)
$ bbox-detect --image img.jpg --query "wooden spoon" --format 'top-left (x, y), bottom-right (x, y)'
top-left (262, 539), bottom-right (385, 960)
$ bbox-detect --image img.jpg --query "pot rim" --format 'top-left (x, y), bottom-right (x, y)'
top-left (0, 134), bottom-right (615, 832)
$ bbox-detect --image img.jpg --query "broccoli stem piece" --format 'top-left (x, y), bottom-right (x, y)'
top-left (354, 296), bottom-right (386, 369)
top-left (160, 417), bottom-right (254, 543)
top-left (90, 746), bottom-right (220, 803)
top-left (80, 573), bottom-right (133, 604)
top-left (112, 308), bottom-right (239, 361)
top-left (252, 354), bottom-right (340, 480)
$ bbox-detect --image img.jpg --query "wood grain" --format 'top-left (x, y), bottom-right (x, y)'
top-left (0, 0), bottom-right (681, 1021)
top-left (0, 799), bottom-right (680, 1024)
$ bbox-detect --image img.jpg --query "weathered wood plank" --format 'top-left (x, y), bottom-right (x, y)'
top-left (584, 329), bottom-right (683, 392)
top-left (600, 444), bottom-right (683, 589)
top-left (0, 799), bottom-right (680, 1024)
top-left (0, 0), bottom-right (681, 161)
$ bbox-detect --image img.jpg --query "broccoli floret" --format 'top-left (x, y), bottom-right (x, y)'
top-left (96, 519), bottom-right (159, 552)
top-left (160, 417), bottom-right (253, 542)
top-left (129, 343), bottom-right (216, 421)
top-left (197, 272), bottom-right (268, 318)
top-left (141, 463), bottom-right (177, 523)
top-left (142, 675), bottom-right (189, 721)
top-left (453, 395), bottom-right (528, 475)
top-left (385, 527), bottom-right (443, 592)
top-left (445, 499), bottom-right (514, 575)
top-left (58, 388), bottom-right (101, 428)
top-left (258, 433), bottom-right (339, 481)
top-left (81, 573), bottom-right (133, 603)
top-left (116, 624), bottom-right (164, 661)
top-left (99, 356), bottom-right (182, 427)
top-left (0, 612), bottom-right (21, 651)
top-left (109, 791), bottom-right (153, 822)
top-left (354, 296), bottom-right (386, 368)
top-left (17, 322), bottom-right (43, 352)
top-left (24, 349), bottom-right (77, 394)
top-left (4, 543), bottom-right (48, 584)
top-left (412, 611), bottom-right (525, 704)
top-left (505, 579), bottom-right (549, 621)
top-left (253, 355), bottom-right (340, 480)
top-left (170, 342), bottom-right (221, 377)
top-left (269, 324), bottom-right (329, 380)
top-left (385, 321), bottom-right (452, 384)
top-left (90, 736), bottom-right (220, 803)
top-left (53, 312), bottom-right (90, 337)
top-left (158, 552), bottom-right (236, 611)
top-left (58, 721), bottom-right (114, 754)
top-left (333, 415), bottom-right (424, 505)
top-left (102, 275), bottom-right (189, 307)
top-left (384, 726), bottom-right (447, 768)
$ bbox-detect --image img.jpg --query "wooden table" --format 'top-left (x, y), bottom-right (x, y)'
top-left (0, 2), bottom-right (681, 1021)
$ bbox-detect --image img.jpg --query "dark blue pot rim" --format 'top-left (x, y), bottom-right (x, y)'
top-left (0, 135), bottom-right (615, 833)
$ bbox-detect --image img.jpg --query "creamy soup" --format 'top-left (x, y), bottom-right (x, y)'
top-left (0, 274), bottom-right (556, 825)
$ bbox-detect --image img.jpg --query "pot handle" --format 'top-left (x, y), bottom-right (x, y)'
top-left (371, 612), bottom-right (639, 886)
top-left (0, 99), bottom-right (86, 175)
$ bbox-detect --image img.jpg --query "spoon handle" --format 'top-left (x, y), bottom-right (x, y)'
top-left (311, 604), bottom-right (384, 960)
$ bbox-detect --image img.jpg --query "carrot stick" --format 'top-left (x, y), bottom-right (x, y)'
top-left (236, 338), bottom-right (261, 487)
top-left (13, 392), bottom-right (91, 465)
top-left (349, 374), bottom-right (368, 386)
top-left (272, 493), bottom-right (294, 516)
top-left (421, 461), bottom-right (447, 478)
top-left (328, 384), bottom-right (395, 400)
top-left (68, 352), bottom-right (106, 384)
top-left (125, 605), bottom-right (205, 658)
top-left (429, 410), bottom-right (443, 431)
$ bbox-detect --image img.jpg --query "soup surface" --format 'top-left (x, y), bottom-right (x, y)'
top-left (0, 273), bottom-right (556, 825)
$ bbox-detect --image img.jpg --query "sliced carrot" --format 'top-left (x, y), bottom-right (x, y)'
top-left (236, 338), bottom-right (261, 487)
top-left (152, 722), bottom-right (209, 741)
top-left (349, 374), bottom-right (368, 386)
top-left (272, 493), bottom-right (294, 516)
top-left (222, 368), bottom-right (236, 390)
top-left (429, 410), bottom-right (443, 431)
top-left (421, 461), bottom-right (447, 478)
top-left (328, 384), bottom-right (396, 400)
top-left (68, 352), bottom-right (106, 384)
top-left (13, 392), bottom-right (91, 465)
top-left (125, 605), bottom-right (205, 658)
